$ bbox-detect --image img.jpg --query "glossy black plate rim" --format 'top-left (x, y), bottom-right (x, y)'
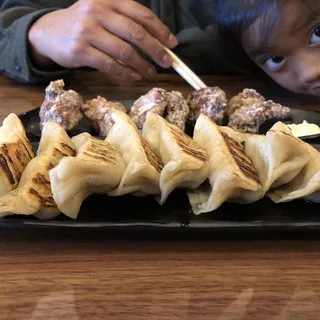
top-left (2, 218), bottom-right (320, 232)
top-left (298, 133), bottom-right (320, 140)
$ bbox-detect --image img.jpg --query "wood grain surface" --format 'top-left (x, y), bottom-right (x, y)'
top-left (0, 72), bottom-right (320, 320)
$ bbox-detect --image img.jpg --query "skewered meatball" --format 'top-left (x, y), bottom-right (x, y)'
top-left (39, 80), bottom-right (83, 130)
top-left (228, 103), bottom-right (267, 133)
top-left (263, 100), bottom-right (290, 119)
top-left (165, 91), bottom-right (189, 131)
top-left (228, 100), bottom-right (290, 133)
top-left (227, 88), bottom-right (265, 115)
top-left (187, 87), bottom-right (227, 125)
top-left (129, 88), bottom-right (168, 129)
top-left (82, 96), bottom-right (126, 138)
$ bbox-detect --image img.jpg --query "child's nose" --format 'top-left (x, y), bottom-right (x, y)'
top-left (295, 49), bottom-right (320, 84)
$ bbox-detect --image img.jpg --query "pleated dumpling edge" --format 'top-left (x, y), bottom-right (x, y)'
top-left (106, 110), bottom-right (163, 197)
top-left (50, 133), bottom-right (126, 219)
top-left (142, 112), bottom-right (209, 205)
top-left (187, 115), bottom-right (264, 215)
top-left (0, 121), bottom-right (76, 220)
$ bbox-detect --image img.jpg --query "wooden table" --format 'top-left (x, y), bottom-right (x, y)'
top-left (0, 72), bottom-right (320, 320)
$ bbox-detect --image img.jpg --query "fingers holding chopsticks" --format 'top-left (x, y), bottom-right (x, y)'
top-left (28, 0), bottom-right (178, 81)
top-left (28, 0), bottom-right (206, 86)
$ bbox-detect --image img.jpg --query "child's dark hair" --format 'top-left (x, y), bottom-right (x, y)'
top-left (215, 0), bottom-right (281, 37)
top-left (216, 0), bottom-right (320, 36)
top-left (213, 1), bottom-right (283, 85)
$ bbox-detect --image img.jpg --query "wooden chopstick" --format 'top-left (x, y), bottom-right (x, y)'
top-left (164, 47), bottom-right (207, 90)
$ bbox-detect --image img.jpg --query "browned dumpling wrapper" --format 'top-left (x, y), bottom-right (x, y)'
top-left (222, 122), bottom-right (310, 193)
top-left (188, 115), bottom-right (263, 214)
top-left (0, 113), bottom-right (34, 197)
top-left (106, 109), bottom-right (163, 197)
top-left (50, 133), bottom-right (126, 219)
top-left (0, 122), bottom-right (76, 221)
top-left (142, 112), bottom-right (209, 204)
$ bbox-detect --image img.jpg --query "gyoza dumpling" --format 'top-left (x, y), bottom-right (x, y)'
top-left (0, 121), bottom-right (76, 220)
top-left (188, 115), bottom-right (263, 215)
top-left (106, 110), bottom-right (163, 196)
top-left (268, 143), bottom-right (320, 203)
top-left (0, 113), bottom-right (34, 196)
top-left (222, 122), bottom-right (310, 192)
top-left (142, 112), bottom-right (209, 204)
top-left (50, 133), bottom-right (126, 219)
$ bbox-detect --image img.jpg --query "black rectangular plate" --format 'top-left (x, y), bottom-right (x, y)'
top-left (0, 102), bottom-right (319, 233)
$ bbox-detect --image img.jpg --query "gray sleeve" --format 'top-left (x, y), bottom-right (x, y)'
top-left (0, 2), bottom-right (73, 84)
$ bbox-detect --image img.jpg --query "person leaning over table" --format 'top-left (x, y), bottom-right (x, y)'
top-left (0, 0), bottom-right (253, 85)
top-left (1, 0), bottom-right (320, 98)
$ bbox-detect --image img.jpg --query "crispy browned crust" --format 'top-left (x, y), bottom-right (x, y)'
top-left (52, 142), bottom-right (76, 159)
top-left (0, 128), bottom-right (76, 214)
top-left (0, 138), bottom-right (34, 188)
top-left (221, 131), bottom-right (260, 183)
top-left (139, 136), bottom-right (163, 173)
top-left (169, 124), bottom-right (208, 162)
top-left (0, 154), bottom-right (15, 185)
top-left (46, 162), bottom-right (55, 171)
top-left (81, 137), bottom-right (118, 166)
top-left (28, 173), bottom-right (56, 209)
top-left (27, 141), bottom-right (76, 210)
top-left (60, 143), bottom-right (77, 157)
top-left (20, 139), bottom-right (33, 160)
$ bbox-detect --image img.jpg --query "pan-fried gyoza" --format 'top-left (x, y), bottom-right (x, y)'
top-left (0, 122), bottom-right (76, 220)
top-left (142, 112), bottom-right (209, 204)
top-left (268, 142), bottom-right (320, 204)
top-left (0, 81), bottom-right (318, 221)
top-left (50, 133), bottom-right (126, 219)
top-left (187, 114), bottom-right (264, 215)
top-left (222, 122), bottom-right (310, 193)
top-left (0, 114), bottom-right (34, 197)
top-left (106, 110), bottom-right (163, 197)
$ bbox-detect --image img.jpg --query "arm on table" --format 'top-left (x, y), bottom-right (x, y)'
top-left (0, 0), bottom-right (73, 84)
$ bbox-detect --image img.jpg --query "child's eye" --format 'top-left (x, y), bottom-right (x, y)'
top-left (264, 56), bottom-right (285, 71)
top-left (310, 26), bottom-right (320, 44)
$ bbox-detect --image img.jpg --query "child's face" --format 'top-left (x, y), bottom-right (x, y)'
top-left (240, 1), bottom-right (320, 96)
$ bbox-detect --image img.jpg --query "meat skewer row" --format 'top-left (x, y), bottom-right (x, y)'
top-left (82, 96), bottom-right (126, 138)
top-left (129, 88), bottom-right (168, 130)
top-left (186, 87), bottom-right (227, 125)
top-left (228, 100), bottom-right (290, 133)
top-left (39, 80), bottom-right (84, 131)
top-left (227, 88), bottom-right (265, 116)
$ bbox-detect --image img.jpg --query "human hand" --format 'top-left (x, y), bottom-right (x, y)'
top-left (28, 0), bottom-right (178, 80)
